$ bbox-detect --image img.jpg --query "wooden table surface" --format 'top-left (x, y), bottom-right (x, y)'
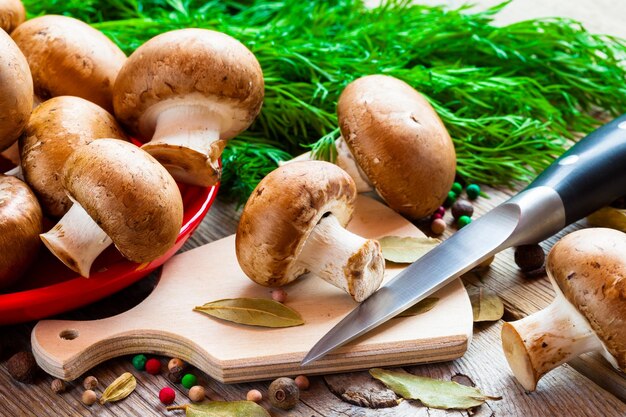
top-left (2, 1), bottom-right (626, 416)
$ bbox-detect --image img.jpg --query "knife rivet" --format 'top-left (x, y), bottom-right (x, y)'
top-left (558, 155), bottom-right (579, 166)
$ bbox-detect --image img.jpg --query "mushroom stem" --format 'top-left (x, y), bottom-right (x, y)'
top-left (141, 103), bottom-right (226, 186)
top-left (501, 290), bottom-right (603, 391)
top-left (1, 142), bottom-right (20, 166)
top-left (297, 214), bottom-right (384, 302)
top-left (40, 201), bottom-right (112, 277)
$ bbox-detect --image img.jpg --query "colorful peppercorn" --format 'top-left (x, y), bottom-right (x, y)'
top-left (168, 365), bottom-right (185, 384)
top-left (268, 377), bottom-right (299, 410)
top-left (181, 373), bottom-right (197, 389)
top-left (145, 358), bottom-right (161, 375)
top-left (466, 184), bottom-right (480, 200)
top-left (159, 387), bottom-right (176, 405)
top-left (82, 390), bottom-right (98, 406)
top-left (132, 354), bottom-right (147, 371)
top-left (457, 215), bottom-right (472, 228)
top-left (168, 358), bottom-right (184, 372)
top-left (514, 244), bottom-right (545, 273)
top-left (51, 378), bottom-right (67, 394)
top-left (247, 389), bottom-right (263, 403)
top-left (83, 375), bottom-right (98, 390)
top-left (430, 218), bottom-right (446, 235)
top-left (294, 375), bottom-right (310, 390)
top-left (271, 289), bottom-right (288, 303)
top-left (451, 200), bottom-right (474, 220)
top-left (443, 191), bottom-right (457, 208)
top-left (188, 385), bottom-right (206, 402)
top-left (451, 182), bottom-right (463, 196)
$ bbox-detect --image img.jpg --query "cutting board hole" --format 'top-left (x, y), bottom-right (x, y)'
top-left (59, 329), bottom-right (79, 340)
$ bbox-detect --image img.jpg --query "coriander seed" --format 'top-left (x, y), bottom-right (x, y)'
top-left (268, 377), bottom-right (299, 410)
top-left (188, 385), bottom-right (206, 402)
top-left (83, 375), bottom-right (98, 390)
top-left (82, 389), bottom-right (98, 406)
top-left (430, 218), bottom-right (446, 235)
top-left (51, 378), bottom-right (67, 394)
top-left (247, 389), bottom-right (263, 403)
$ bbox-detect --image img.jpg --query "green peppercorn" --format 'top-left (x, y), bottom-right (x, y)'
top-left (451, 182), bottom-right (463, 196)
top-left (443, 190), bottom-right (457, 208)
top-left (458, 215), bottom-right (472, 228)
top-left (132, 354), bottom-right (147, 371)
top-left (466, 184), bottom-right (481, 200)
top-left (181, 373), bottom-right (197, 389)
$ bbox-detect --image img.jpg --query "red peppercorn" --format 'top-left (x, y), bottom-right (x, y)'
top-left (435, 206), bottom-right (445, 217)
top-left (145, 358), bottom-right (162, 375)
top-left (159, 387), bottom-right (176, 405)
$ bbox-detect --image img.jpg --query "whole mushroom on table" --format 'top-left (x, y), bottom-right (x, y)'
top-left (236, 160), bottom-right (385, 302)
top-left (0, 0), bottom-right (25, 33)
top-left (501, 228), bottom-right (626, 391)
top-left (113, 28), bottom-right (264, 187)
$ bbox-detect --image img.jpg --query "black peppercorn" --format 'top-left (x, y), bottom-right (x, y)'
top-left (268, 377), bottom-right (299, 410)
top-left (7, 351), bottom-right (38, 383)
top-left (167, 365), bottom-right (185, 383)
top-left (451, 200), bottom-right (474, 220)
top-left (514, 244), bottom-right (545, 273)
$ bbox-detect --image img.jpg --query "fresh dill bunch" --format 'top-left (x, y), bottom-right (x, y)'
top-left (24, 0), bottom-right (626, 201)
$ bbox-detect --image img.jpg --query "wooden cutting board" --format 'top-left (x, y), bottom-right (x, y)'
top-left (31, 195), bottom-right (473, 383)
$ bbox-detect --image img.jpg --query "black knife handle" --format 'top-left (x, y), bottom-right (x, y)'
top-left (526, 114), bottom-right (626, 225)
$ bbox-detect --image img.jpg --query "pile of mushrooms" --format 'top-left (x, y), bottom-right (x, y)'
top-left (236, 161), bottom-right (385, 302)
top-left (501, 228), bottom-right (626, 391)
top-left (0, 0), bottom-right (25, 33)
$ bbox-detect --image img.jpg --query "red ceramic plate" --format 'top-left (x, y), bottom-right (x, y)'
top-left (0, 179), bottom-right (218, 325)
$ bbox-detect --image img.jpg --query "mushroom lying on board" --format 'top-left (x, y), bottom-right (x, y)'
top-left (40, 139), bottom-right (183, 277)
top-left (0, 0), bottom-right (25, 33)
top-left (0, 174), bottom-right (42, 289)
top-left (11, 15), bottom-right (126, 112)
top-left (337, 75), bottom-right (457, 220)
top-left (501, 228), bottom-right (626, 391)
top-left (236, 161), bottom-right (385, 302)
top-left (113, 28), bottom-right (264, 187)
top-left (20, 96), bottom-right (127, 218)
top-left (0, 28), bottom-right (32, 158)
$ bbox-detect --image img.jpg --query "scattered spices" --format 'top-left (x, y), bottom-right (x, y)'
top-left (430, 218), bottom-right (446, 235)
top-left (466, 184), bottom-right (481, 200)
top-left (7, 351), bottom-right (37, 383)
top-left (246, 389), bottom-right (263, 403)
top-left (378, 235), bottom-right (440, 263)
top-left (181, 374), bottom-right (197, 389)
top-left (514, 244), bottom-right (545, 273)
top-left (268, 377), bottom-right (299, 410)
top-left (100, 372), bottom-right (137, 404)
top-left (188, 385), bottom-right (205, 402)
top-left (82, 389), bottom-right (98, 406)
top-left (132, 354), bottom-right (147, 371)
top-left (294, 375), bottom-right (310, 390)
top-left (457, 215), bottom-right (472, 228)
top-left (451, 200), bottom-right (473, 220)
top-left (434, 206), bottom-right (446, 219)
top-left (194, 298), bottom-right (304, 328)
top-left (271, 288), bottom-right (288, 303)
top-left (51, 378), bottom-right (67, 394)
top-left (168, 358), bottom-right (184, 372)
top-left (159, 387), bottom-right (176, 405)
top-left (443, 191), bottom-right (457, 208)
top-left (145, 358), bottom-right (162, 375)
top-left (83, 375), bottom-right (98, 390)
top-left (451, 182), bottom-right (463, 196)
top-left (168, 365), bottom-right (185, 384)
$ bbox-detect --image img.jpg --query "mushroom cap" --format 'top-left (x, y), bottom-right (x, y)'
top-left (113, 28), bottom-right (264, 141)
top-left (0, 174), bottom-right (42, 288)
top-left (547, 227), bottom-right (626, 369)
top-left (337, 74), bottom-right (456, 220)
top-left (11, 15), bottom-right (126, 112)
top-left (0, 28), bottom-right (32, 151)
top-left (62, 139), bottom-right (184, 263)
top-left (236, 160), bottom-right (356, 287)
top-left (0, 0), bottom-right (25, 33)
top-left (20, 96), bottom-right (127, 218)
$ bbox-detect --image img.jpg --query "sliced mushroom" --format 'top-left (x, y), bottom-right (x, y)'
top-left (236, 161), bottom-right (384, 302)
top-left (0, 28), bottom-right (32, 155)
top-left (20, 96), bottom-right (127, 218)
top-left (337, 75), bottom-right (456, 220)
top-left (501, 228), bottom-right (626, 391)
top-left (0, 174), bottom-right (42, 289)
top-left (0, 0), bottom-right (25, 33)
top-left (113, 28), bottom-right (264, 187)
top-left (40, 139), bottom-right (184, 277)
top-left (11, 15), bottom-right (126, 112)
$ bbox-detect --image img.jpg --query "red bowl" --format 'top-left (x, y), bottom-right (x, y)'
top-left (0, 181), bottom-right (218, 325)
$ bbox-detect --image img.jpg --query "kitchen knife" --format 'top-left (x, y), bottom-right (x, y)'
top-left (302, 114), bottom-right (626, 366)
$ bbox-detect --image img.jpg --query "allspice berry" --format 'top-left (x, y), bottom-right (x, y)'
top-left (82, 389), bottom-right (98, 406)
top-left (167, 365), bottom-right (185, 384)
top-left (247, 389), bottom-right (263, 403)
top-left (451, 200), bottom-right (473, 220)
top-left (514, 244), bottom-right (545, 273)
top-left (168, 357), bottom-right (184, 371)
top-left (268, 377), bottom-right (299, 410)
top-left (7, 351), bottom-right (38, 383)
top-left (188, 385), bottom-right (206, 402)
top-left (83, 375), bottom-right (98, 390)
top-left (51, 378), bottom-right (67, 394)
top-left (294, 375), bottom-right (310, 390)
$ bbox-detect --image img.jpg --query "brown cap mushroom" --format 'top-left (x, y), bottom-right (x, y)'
top-left (0, 0), bottom-right (25, 33)
top-left (11, 15), bottom-right (126, 112)
top-left (337, 74), bottom-right (456, 220)
top-left (40, 139), bottom-right (184, 277)
top-left (236, 161), bottom-right (385, 302)
top-left (20, 96), bottom-right (127, 218)
top-left (0, 28), bottom-right (32, 153)
top-left (0, 174), bottom-right (42, 289)
top-left (113, 28), bottom-right (264, 187)
top-left (501, 228), bottom-right (626, 391)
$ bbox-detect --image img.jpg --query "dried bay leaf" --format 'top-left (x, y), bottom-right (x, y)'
top-left (167, 401), bottom-right (271, 417)
top-left (369, 368), bottom-right (501, 410)
top-left (469, 288), bottom-right (504, 322)
top-left (99, 372), bottom-right (136, 404)
top-left (194, 298), bottom-right (304, 328)
top-left (396, 298), bottom-right (439, 318)
top-left (378, 236), bottom-right (440, 264)
top-left (587, 206), bottom-right (626, 232)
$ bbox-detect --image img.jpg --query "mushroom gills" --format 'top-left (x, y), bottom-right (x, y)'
top-left (296, 214), bottom-right (384, 302)
top-left (40, 201), bottom-right (112, 277)
top-left (501, 289), bottom-right (606, 392)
